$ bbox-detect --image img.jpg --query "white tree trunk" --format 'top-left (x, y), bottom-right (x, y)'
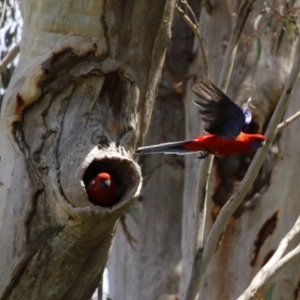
top-left (109, 1), bottom-right (300, 300)
top-left (107, 4), bottom-right (201, 297)
top-left (0, 1), bottom-right (175, 299)
top-left (181, 1), bottom-right (300, 299)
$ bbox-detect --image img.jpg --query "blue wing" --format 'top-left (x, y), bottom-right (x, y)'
top-left (192, 79), bottom-right (247, 139)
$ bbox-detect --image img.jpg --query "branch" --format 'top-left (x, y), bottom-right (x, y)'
top-left (175, 4), bottom-right (209, 78)
top-left (202, 34), bottom-right (300, 298)
top-left (219, 0), bottom-right (256, 91)
top-left (180, 0), bottom-right (199, 26)
top-left (276, 110), bottom-right (300, 133)
top-left (0, 41), bottom-right (20, 72)
top-left (237, 214), bottom-right (300, 299)
top-left (238, 246), bottom-right (300, 300)
top-left (184, 1), bottom-right (256, 299)
top-left (265, 215), bottom-right (300, 267)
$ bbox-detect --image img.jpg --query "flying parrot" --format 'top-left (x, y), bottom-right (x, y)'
top-left (86, 172), bottom-right (116, 207)
top-left (135, 79), bottom-right (265, 158)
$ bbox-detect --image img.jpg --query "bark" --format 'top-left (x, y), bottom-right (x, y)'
top-left (182, 1), bottom-right (300, 299)
top-left (108, 4), bottom-right (201, 299)
top-left (0, 1), bottom-right (175, 299)
top-left (109, 1), bottom-right (300, 300)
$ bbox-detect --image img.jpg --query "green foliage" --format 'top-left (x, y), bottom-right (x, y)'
top-left (1, 63), bottom-right (14, 88)
top-left (254, 35), bottom-right (262, 61)
top-left (264, 282), bottom-right (276, 300)
top-left (127, 202), bottom-right (140, 226)
top-left (251, 1), bottom-right (299, 61)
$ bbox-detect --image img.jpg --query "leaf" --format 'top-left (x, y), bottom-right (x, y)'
top-left (254, 14), bottom-right (263, 31)
top-left (277, 24), bottom-right (285, 52)
top-left (1, 65), bottom-right (15, 88)
top-left (127, 202), bottom-right (140, 225)
top-left (264, 282), bottom-right (276, 300)
top-left (254, 35), bottom-right (262, 61)
top-left (284, 18), bottom-right (298, 41)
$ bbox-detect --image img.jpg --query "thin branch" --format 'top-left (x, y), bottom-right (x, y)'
top-left (194, 157), bottom-right (213, 249)
top-left (237, 245), bottom-right (300, 300)
top-left (202, 34), bottom-right (300, 299)
top-left (276, 110), bottom-right (300, 133)
top-left (219, 0), bottom-right (256, 91)
top-left (180, 0), bottom-right (199, 26)
top-left (184, 1), bottom-right (256, 299)
top-left (237, 214), bottom-right (300, 300)
top-left (175, 5), bottom-right (209, 78)
top-left (120, 215), bottom-right (138, 251)
top-left (0, 41), bottom-right (20, 72)
top-left (263, 214), bottom-right (300, 268)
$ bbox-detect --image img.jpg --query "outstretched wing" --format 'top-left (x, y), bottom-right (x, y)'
top-left (192, 79), bottom-right (245, 139)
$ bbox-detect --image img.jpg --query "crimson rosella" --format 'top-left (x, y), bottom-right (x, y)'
top-left (86, 172), bottom-right (116, 207)
top-left (135, 79), bottom-right (265, 158)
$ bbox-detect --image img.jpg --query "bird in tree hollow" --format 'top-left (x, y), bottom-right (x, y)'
top-left (135, 79), bottom-right (265, 159)
top-left (87, 172), bottom-right (116, 207)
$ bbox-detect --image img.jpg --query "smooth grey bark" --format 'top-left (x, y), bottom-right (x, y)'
top-left (108, 5), bottom-right (201, 299)
top-left (109, 1), bottom-right (300, 300)
top-left (0, 1), bottom-right (175, 299)
top-left (181, 1), bottom-right (300, 299)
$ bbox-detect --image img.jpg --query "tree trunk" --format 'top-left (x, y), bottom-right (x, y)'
top-left (108, 4), bottom-right (201, 298)
top-left (0, 1), bottom-right (175, 299)
top-left (109, 1), bottom-right (300, 300)
top-left (182, 0), bottom-right (300, 299)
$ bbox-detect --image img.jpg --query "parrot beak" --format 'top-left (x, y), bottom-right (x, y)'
top-left (104, 179), bottom-right (111, 187)
top-left (98, 179), bottom-right (111, 189)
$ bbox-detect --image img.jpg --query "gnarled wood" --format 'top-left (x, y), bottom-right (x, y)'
top-left (0, 0), bottom-right (175, 299)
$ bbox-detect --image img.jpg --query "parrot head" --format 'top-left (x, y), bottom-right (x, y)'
top-left (89, 173), bottom-right (112, 189)
top-left (86, 172), bottom-right (116, 207)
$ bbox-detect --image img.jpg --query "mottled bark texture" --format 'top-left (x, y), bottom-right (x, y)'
top-left (182, 1), bottom-right (300, 299)
top-left (110, 1), bottom-right (300, 300)
top-left (108, 2), bottom-right (201, 299)
top-left (0, 1), bottom-right (175, 299)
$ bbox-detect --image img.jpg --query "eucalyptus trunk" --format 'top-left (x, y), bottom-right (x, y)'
top-left (0, 1), bottom-right (175, 299)
top-left (109, 1), bottom-right (300, 300)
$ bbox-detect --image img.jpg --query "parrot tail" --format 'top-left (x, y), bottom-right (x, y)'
top-left (135, 140), bottom-right (197, 155)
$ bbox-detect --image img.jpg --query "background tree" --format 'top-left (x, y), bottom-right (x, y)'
top-left (2, 1), bottom-right (300, 300)
top-left (109, 1), bottom-right (300, 300)
top-left (0, 0), bottom-right (176, 299)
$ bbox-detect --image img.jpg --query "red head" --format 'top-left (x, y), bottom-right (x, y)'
top-left (87, 172), bottom-right (116, 207)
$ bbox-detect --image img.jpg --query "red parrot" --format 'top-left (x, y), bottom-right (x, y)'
top-left (135, 79), bottom-right (265, 158)
top-left (135, 132), bottom-right (265, 158)
top-left (86, 172), bottom-right (116, 207)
